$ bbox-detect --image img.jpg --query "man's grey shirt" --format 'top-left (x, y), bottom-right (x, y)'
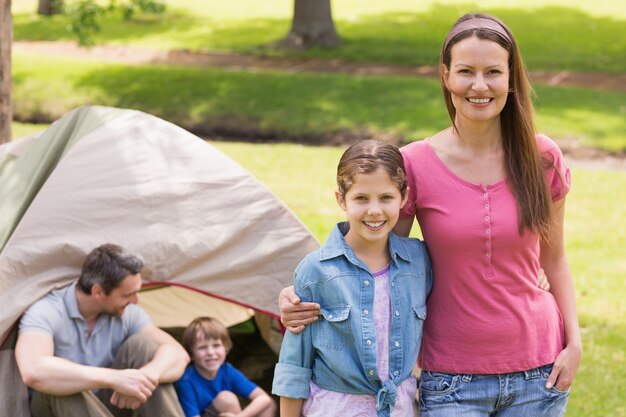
top-left (19, 282), bottom-right (151, 368)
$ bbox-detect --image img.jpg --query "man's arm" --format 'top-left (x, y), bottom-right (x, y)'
top-left (137, 324), bottom-right (190, 383)
top-left (15, 331), bottom-right (155, 400)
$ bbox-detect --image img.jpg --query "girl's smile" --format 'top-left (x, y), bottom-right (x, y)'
top-left (337, 167), bottom-right (408, 251)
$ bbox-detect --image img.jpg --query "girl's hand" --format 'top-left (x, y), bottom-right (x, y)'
top-left (546, 344), bottom-right (582, 391)
top-left (537, 268), bottom-right (550, 292)
top-left (278, 286), bottom-right (320, 334)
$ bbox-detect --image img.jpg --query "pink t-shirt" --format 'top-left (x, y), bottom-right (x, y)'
top-left (400, 134), bottom-right (570, 374)
top-left (302, 265), bottom-right (417, 417)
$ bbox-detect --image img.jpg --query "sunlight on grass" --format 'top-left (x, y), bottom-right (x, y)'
top-left (12, 122), bottom-right (47, 139)
top-left (15, 0), bottom-right (624, 19)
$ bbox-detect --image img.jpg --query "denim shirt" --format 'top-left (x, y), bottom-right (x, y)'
top-left (272, 222), bottom-right (432, 417)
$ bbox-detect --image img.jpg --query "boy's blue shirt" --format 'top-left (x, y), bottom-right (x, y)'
top-left (175, 362), bottom-right (257, 417)
top-left (272, 222), bottom-right (432, 417)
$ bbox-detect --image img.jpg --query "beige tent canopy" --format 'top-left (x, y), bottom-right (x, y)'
top-left (0, 106), bottom-right (319, 416)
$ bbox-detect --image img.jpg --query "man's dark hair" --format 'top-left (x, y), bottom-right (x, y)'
top-left (77, 244), bottom-right (144, 295)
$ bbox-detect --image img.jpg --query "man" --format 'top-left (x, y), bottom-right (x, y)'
top-left (15, 243), bottom-right (190, 417)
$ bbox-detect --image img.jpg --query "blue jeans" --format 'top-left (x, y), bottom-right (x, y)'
top-left (419, 364), bottom-right (570, 417)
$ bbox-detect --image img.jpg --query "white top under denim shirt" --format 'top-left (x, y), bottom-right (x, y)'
top-left (272, 222), bottom-right (432, 417)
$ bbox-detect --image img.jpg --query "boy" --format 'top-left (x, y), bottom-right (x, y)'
top-left (175, 317), bottom-right (276, 417)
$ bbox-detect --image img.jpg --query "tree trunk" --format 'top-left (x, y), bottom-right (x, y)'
top-left (0, 0), bottom-right (12, 144)
top-left (38, 0), bottom-right (62, 16)
top-left (277, 0), bottom-right (341, 50)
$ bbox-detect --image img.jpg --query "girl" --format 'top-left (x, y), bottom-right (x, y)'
top-left (272, 140), bottom-right (432, 417)
top-left (279, 13), bottom-right (580, 417)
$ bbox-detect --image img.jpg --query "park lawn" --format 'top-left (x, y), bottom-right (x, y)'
top-left (12, 0), bottom-right (626, 73)
top-left (210, 140), bottom-right (626, 417)
top-left (12, 52), bottom-right (626, 152)
top-left (12, 122), bottom-right (46, 139)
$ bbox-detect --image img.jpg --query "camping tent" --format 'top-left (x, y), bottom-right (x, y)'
top-left (0, 106), bottom-right (319, 416)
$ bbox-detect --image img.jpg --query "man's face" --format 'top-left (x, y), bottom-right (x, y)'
top-left (99, 273), bottom-right (142, 317)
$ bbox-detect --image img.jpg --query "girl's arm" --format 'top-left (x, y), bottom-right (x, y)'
top-left (280, 397), bottom-right (304, 417)
top-left (540, 198), bottom-right (582, 391)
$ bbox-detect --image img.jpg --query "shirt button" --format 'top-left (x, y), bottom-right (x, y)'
top-left (366, 339), bottom-right (372, 346)
top-left (486, 252), bottom-right (491, 257)
top-left (485, 204), bottom-right (490, 209)
top-left (394, 341), bottom-right (400, 347)
top-left (486, 228), bottom-right (491, 234)
top-left (394, 371), bottom-right (399, 376)
top-left (328, 314), bottom-right (333, 319)
top-left (369, 370), bottom-right (375, 376)
top-left (363, 309), bottom-right (369, 315)
top-left (485, 216), bottom-right (490, 221)
top-left (364, 280), bottom-right (370, 286)
top-left (395, 311), bottom-right (400, 317)
top-left (391, 282), bottom-right (395, 288)
top-left (483, 193), bottom-right (488, 198)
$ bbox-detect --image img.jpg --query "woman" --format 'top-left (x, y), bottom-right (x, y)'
top-left (279, 13), bottom-right (581, 416)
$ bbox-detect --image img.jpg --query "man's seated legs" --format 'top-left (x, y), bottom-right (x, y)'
top-left (31, 390), bottom-right (114, 417)
top-left (98, 333), bottom-right (184, 417)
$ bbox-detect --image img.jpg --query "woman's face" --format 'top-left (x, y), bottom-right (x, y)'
top-left (442, 35), bottom-right (510, 126)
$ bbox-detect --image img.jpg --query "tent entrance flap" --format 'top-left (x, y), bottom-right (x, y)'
top-left (139, 285), bottom-right (256, 329)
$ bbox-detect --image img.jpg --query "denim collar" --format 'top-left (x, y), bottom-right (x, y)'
top-left (318, 222), bottom-right (411, 268)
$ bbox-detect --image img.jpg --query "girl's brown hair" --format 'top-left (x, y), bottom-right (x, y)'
top-left (440, 13), bottom-right (553, 240)
top-left (182, 317), bottom-right (233, 356)
top-left (337, 139), bottom-right (407, 198)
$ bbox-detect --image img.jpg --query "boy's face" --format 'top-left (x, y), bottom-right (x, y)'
top-left (192, 336), bottom-right (227, 379)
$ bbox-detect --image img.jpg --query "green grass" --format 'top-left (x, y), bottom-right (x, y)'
top-left (11, 122), bottom-right (46, 139)
top-left (13, 53), bottom-right (626, 151)
top-left (210, 141), bottom-right (626, 417)
top-left (12, 1), bottom-right (626, 73)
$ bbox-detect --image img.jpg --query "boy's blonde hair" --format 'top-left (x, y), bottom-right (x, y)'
top-left (182, 317), bottom-right (233, 356)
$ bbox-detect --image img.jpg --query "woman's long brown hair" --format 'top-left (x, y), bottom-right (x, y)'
top-left (440, 13), bottom-right (553, 240)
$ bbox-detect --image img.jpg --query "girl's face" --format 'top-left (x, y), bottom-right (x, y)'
top-left (442, 35), bottom-right (510, 126)
top-left (191, 335), bottom-right (226, 379)
top-left (337, 167), bottom-right (408, 250)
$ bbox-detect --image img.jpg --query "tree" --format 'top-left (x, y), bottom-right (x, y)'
top-left (0, 0), bottom-right (11, 144)
top-left (68, 0), bottom-right (165, 46)
top-left (277, 0), bottom-right (340, 50)
top-left (38, 0), bottom-right (63, 16)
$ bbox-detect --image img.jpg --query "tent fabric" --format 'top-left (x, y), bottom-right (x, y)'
top-left (0, 106), bottom-right (320, 414)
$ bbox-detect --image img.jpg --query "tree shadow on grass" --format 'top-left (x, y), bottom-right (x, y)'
top-left (14, 63), bottom-right (449, 143)
top-left (11, 58), bottom-right (626, 150)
